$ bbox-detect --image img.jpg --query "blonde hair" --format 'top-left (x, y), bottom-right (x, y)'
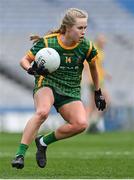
top-left (30, 8), bottom-right (88, 43)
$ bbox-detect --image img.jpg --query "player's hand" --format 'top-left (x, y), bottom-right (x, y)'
top-left (27, 61), bottom-right (38, 75)
top-left (94, 89), bottom-right (106, 111)
top-left (27, 62), bottom-right (49, 76)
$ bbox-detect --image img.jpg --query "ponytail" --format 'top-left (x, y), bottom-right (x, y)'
top-left (30, 34), bottom-right (42, 43)
top-left (45, 25), bottom-right (66, 35)
top-left (30, 25), bottom-right (65, 43)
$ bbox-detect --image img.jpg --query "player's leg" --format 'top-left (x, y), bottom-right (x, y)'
top-left (38, 101), bottom-right (88, 145)
top-left (12, 87), bottom-right (54, 169)
top-left (55, 100), bottom-right (88, 139)
top-left (21, 87), bottom-right (54, 145)
top-left (35, 100), bottom-right (88, 168)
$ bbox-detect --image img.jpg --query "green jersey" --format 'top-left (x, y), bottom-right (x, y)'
top-left (27, 33), bottom-right (98, 98)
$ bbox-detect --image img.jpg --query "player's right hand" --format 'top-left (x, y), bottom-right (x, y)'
top-left (27, 61), bottom-right (37, 75)
top-left (27, 62), bottom-right (49, 76)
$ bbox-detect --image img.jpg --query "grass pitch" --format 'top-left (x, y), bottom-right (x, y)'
top-left (0, 131), bottom-right (134, 179)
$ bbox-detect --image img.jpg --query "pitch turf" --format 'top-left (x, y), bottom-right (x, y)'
top-left (0, 131), bottom-right (134, 179)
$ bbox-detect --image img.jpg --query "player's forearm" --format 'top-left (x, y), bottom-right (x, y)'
top-left (20, 55), bottom-right (33, 71)
top-left (89, 61), bottom-right (99, 90)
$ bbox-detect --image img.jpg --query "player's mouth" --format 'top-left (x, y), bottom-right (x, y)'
top-left (79, 36), bottom-right (84, 41)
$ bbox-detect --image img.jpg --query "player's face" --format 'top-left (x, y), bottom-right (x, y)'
top-left (67, 18), bottom-right (87, 43)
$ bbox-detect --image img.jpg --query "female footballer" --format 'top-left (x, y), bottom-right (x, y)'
top-left (11, 8), bottom-right (106, 169)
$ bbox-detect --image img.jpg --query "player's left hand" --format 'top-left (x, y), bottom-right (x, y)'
top-left (94, 89), bottom-right (106, 111)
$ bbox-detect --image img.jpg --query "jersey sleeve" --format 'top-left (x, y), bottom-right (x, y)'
top-left (86, 42), bottom-right (98, 63)
top-left (26, 38), bottom-right (46, 60)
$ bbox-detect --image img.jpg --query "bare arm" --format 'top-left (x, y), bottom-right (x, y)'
top-left (89, 58), bottom-right (99, 91)
top-left (20, 55), bottom-right (34, 71)
top-left (88, 57), bottom-right (106, 110)
top-left (20, 54), bottom-right (48, 76)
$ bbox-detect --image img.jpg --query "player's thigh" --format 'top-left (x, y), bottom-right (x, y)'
top-left (34, 87), bottom-right (54, 111)
top-left (59, 101), bottom-right (87, 124)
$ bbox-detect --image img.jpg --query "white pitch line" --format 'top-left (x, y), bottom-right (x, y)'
top-left (0, 151), bottom-right (133, 158)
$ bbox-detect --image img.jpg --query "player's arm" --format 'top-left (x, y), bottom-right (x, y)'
top-left (86, 42), bottom-right (106, 111)
top-left (88, 57), bottom-right (99, 91)
top-left (89, 57), bottom-right (106, 111)
top-left (86, 41), bottom-right (99, 90)
top-left (20, 53), bottom-right (48, 76)
top-left (20, 37), bottom-right (48, 76)
top-left (20, 54), bottom-right (34, 71)
top-left (20, 54), bottom-right (37, 75)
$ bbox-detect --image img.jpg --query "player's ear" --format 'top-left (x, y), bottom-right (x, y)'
top-left (66, 25), bottom-right (72, 33)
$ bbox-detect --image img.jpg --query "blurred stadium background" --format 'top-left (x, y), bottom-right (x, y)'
top-left (0, 0), bottom-right (134, 132)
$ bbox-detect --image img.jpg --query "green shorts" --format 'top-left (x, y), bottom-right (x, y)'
top-left (34, 86), bottom-right (81, 112)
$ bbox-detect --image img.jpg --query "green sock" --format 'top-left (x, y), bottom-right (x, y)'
top-left (16, 143), bottom-right (28, 157)
top-left (43, 131), bottom-right (57, 145)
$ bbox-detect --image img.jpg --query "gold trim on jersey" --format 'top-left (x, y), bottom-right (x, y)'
top-left (57, 34), bottom-right (79, 50)
top-left (44, 33), bottom-right (59, 39)
top-left (27, 50), bottom-right (35, 60)
top-left (38, 76), bottom-right (44, 88)
top-left (86, 41), bottom-right (92, 59)
top-left (90, 55), bottom-right (98, 64)
top-left (43, 35), bottom-right (50, 47)
top-left (44, 38), bottom-right (48, 47)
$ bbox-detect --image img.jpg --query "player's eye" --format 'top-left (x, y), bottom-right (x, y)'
top-left (78, 26), bottom-right (87, 30)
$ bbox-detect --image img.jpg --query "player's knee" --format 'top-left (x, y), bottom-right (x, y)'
top-left (35, 109), bottom-right (49, 121)
top-left (74, 121), bottom-right (88, 133)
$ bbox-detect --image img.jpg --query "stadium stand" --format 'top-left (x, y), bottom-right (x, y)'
top-left (0, 0), bottom-right (134, 131)
top-left (0, 74), bottom-right (33, 108)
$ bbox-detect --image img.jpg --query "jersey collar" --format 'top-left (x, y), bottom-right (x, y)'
top-left (57, 34), bottom-right (79, 50)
